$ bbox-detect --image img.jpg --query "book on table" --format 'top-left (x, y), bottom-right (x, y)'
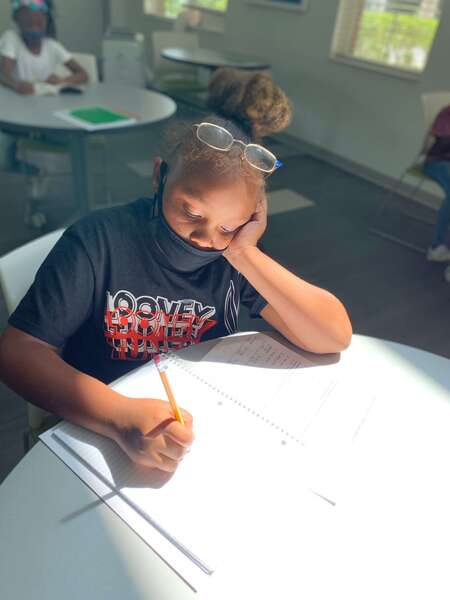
top-left (54, 105), bottom-right (136, 130)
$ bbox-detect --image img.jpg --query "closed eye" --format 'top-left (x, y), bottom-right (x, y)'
top-left (220, 225), bottom-right (238, 235)
top-left (185, 208), bottom-right (202, 220)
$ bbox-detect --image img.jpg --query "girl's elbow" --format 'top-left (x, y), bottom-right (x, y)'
top-left (298, 320), bottom-right (352, 355)
top-left (332, 316), bottom-right (353, 352)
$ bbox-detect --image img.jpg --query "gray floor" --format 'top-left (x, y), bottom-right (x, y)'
top-left (1, 102), bottom-right (449, 483)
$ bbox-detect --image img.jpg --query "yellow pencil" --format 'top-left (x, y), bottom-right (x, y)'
top-left (154, 354), bottom-right (185, 426)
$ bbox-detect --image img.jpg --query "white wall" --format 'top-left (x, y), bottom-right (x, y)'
top-left (113, 0), bottom-right (450, 181)
top-left (0, 3), bottom-right (12, 31)
top-left (55, 0), bottom-right (105, 57)
top-left (0, 0), bottom-right (105, 57)
top-left (109, 0), bottom-right (227, 65)
top-left (225, 1), bottom-right (450, 180)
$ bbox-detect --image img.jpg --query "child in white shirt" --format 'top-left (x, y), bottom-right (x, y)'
top-left (0, 0), bottom-right (87, 95)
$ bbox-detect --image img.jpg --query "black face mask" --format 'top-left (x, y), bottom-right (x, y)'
top-left (149, 162), bottom-right (223, 273)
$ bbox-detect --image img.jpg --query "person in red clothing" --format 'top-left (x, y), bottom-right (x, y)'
top-left (423, 105), bottom-right (450, 269)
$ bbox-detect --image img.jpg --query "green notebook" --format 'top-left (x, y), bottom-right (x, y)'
top-left (69, 106), bottom-right (131, 125)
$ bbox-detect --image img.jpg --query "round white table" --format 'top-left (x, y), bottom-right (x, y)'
top-left (161, 47), bottom-right (270, 71)
top-left (1, 334), bottom-right (450, 599)
top-left (0, 83), bottom-right (176, 214)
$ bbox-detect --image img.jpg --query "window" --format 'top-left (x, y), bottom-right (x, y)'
top-left (332, 0), bottom-right (442, 74)
top-left (144, 0), bottom-right (228, 19)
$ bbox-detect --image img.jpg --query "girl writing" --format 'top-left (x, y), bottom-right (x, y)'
top-left (0, 70), bottom-right (352, 473)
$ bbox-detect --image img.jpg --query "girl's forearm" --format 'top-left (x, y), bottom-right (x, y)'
top-left (226, 247), bottom-right (352, 352)
top-left (0, 70), bottom-right (20, 91)
top-left (0, 329), bottom-right (127, 440)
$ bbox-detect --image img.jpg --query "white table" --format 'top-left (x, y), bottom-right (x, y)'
top-left (0, 83), bottom-right (176, 213)
top-left (1, 334), bottom-right (450, 599)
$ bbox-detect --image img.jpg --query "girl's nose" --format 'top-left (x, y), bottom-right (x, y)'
top-left (189, 230), bottom-right (215, 249)
top-left (189, 227), bottom-right (220, 250)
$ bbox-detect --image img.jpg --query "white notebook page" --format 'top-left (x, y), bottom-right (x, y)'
top-left (43, 354), bottom-right (305, 586)
top-left (174, 334), bottom-right (375, 452)
top-left (41, 333), bottom-right (375, 588)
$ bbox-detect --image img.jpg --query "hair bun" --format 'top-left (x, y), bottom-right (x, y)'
top-left (207, 67), bottom-right (292, 139)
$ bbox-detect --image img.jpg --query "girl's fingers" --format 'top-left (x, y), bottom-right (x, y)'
top-left (125, 442), bottom-right (183, 472)
top-left (180, 408), bottom-right (194, 427)
top-left (140, 434), bottom-right (188, 461)
top-left (164, 419), bottom-right (195, 447)
top-left (153, 454), bottom-right (180, 473)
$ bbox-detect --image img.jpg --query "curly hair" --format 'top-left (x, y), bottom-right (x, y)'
top-left (164, 68), bottom-right (293, 188)
top-left (207, 67), bottom-right (292, 141)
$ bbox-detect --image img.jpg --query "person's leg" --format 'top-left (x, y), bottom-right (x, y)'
top-left (423, 160), bottom-right (450, 248)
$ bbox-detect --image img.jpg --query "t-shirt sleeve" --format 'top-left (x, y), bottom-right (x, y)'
top-left (239, 274), bottom-right (268, 318)
top-left (8, 228), bottom-right (95, 348)
top-left (0, 30), bottom-right (19, 60)
top-left (48, 39), bottom-right (72, 66)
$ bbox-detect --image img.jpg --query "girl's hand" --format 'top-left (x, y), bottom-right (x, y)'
top-left (112, 397), bottom-right (194, 473)
top-left (15, 80), bottom-right (34, 95)
top-left (224, 195), bottom-right (268, 259)
top-left (46, 74), bottom-right (64, 85)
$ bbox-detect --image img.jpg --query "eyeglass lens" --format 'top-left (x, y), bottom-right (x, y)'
top-left (245, 145), bottom-right (276, 172)
top-left (197, 123), bottom-right (233, 150)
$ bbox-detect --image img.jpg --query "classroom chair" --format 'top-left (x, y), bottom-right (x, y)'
top-left (369, 91), bottom-right (450, 253)
top-left (67, 52), bottom-right (99, 84)
top-left (0, 228), bottom-right (65, 449)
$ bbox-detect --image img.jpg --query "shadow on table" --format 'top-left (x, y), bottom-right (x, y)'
top-left (179, 331), bottom-right (341, 370)
top-left (60, 452), bottom-right (174, 526)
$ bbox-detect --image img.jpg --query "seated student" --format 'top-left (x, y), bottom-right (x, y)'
top-left (0, 0), bottom-right (88, 95)
top-left (0, 70), bottom-right (352, 473)
top-left (423, 104), bottom-right (450, 265)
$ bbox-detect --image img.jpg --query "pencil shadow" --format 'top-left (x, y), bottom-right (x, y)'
top-left (57, 429), bottom-right (176, 506)
top-left (60, 492), bottom-right (115, 523)
top-left (58, 461), bottom-right (175, 525)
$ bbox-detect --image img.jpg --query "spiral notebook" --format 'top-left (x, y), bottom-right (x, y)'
top-left (40, 333), bottom-right (375, 590)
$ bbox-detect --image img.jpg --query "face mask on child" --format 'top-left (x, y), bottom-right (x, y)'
top-left (22, 29), bottom-right (45, 44)
top-left (150, 161), bottom-right (223, 273)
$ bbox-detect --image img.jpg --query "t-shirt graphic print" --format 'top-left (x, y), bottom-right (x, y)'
top-left (9, 197), bottom-right (268, 383)
top-left (104, 289), bottom-right (218, 360)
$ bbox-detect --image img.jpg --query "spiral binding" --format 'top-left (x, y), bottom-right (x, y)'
top-left (169, 353), bottom-right (301, 444)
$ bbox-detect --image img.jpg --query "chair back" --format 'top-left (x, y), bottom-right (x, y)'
top-left (0, 229), bottom-right (65, 431)
top-left (56, 52), bottom-right (99, 84)
top-left (0, 229), bottom-right (64, 314)
top-left (72, 52), bottom-right (99, 84)
top-left (152, 31), bottom-right (199, 76)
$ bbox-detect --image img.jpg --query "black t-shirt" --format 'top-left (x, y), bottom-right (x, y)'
top-left (9, 197), bottom-right (267, 383)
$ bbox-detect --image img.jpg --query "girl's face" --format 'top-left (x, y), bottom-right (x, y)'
top-left (16, 9), bottom-right (47, 44)
top-left (155, 158), bottom-right (260, 251)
